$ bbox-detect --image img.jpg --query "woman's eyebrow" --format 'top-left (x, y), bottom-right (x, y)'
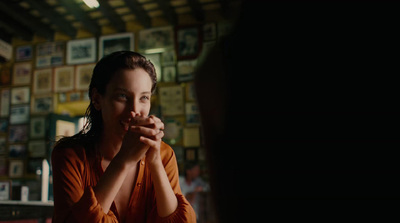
top-left (115, 87), bottom-right (151, 95)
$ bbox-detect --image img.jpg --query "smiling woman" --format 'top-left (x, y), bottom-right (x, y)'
top-left (51, 51), bottom-right (196, 223)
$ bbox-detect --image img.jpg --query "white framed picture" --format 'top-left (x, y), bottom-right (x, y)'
top-left (33, 68), bottom-right (53, 94)
top-left (30, 116), bottom-right (46, 138)
top-left (75, 63), bottom-right (95, 90)
top-left (54, 66), bottom-right (74, 92)
top-left (138, 26), bottom-right (175, 52)
top-left (10, 105), bottom-right (30, 124)
top-left (0, 180), bottom-right (11, 200)
top-left (36, 42), bottom-right (64, 67)
top-left (12, 62), bottom-right (32, 85)
top-left (66, 38), bottom-right (97, 64)
top-left (99, 32), bottom-right (134, 59)
top-left (11, 87), bottom-right (30, 105)
top-left (9, 159), bottom-right (24, 178)
top-left (31, 94), bottom-right (54, 114)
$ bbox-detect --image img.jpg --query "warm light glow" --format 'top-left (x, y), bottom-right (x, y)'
top-left (83, 0), bottom-right (99, 8)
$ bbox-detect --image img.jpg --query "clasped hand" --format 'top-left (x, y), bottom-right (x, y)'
top-left (119, 111), bottom-right (164, 167)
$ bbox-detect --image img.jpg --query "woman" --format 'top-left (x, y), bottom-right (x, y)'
top-left (51, 51), bottom-right (196, 222)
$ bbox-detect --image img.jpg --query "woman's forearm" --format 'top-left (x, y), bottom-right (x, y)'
top-left (150, 161), bottom-right (178, 217)
top-left (93, 155), bottom-right (133, 214)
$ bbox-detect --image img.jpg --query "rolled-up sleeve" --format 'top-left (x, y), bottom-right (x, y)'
top-left (51, 147), bottom-right (118, 223)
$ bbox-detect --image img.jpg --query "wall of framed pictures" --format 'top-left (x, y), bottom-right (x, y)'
top-left (0, 20), bottom-right (234, 201)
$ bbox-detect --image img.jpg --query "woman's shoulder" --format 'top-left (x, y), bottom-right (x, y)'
top-left (160, 141), bottom-right (176, 163)
top-left (51, 140), bottom-right (90, 164)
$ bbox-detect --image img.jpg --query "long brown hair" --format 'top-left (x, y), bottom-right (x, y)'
top-left (54, 51), bottom-right (157, 151)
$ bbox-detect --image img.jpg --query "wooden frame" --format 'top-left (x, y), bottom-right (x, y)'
top-left (75, 63), bottom-right (95, 90)
top-left (33, 68), bottom-right (53, 94)
top-left (175, 25), bottom-right (202, 60)
top-left (12, 62), bottom-right (32, 85)
top-left (99, 32), bottom-right (134, 59)
top-left (138, 26), bottom-right (175, 52)
top-left (66, 38), bottom-right (97, 65)
top-left (54, 66), bottom-right (74, 92)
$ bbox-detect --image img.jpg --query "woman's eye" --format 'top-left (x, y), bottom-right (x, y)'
top-left (117, 94), bottom-right (128, 99)
top-left (141, 95), bottom-right (150, 101)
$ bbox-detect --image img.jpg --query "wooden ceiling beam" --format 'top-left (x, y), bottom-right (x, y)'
top-left (58, 0), bottom-right (101, 36)
top-left (97, 0), bottom-right (125, 32)
top-left (24, 0), bottom-right (77, 38)
top-left (0, 13), bottom-right (33, 41)
top-left (0, 1), bottom-right (54, 40)
top-left (155, 0), bottom-right (178, 26)
top-left (124, 0), bottom-right (151, 28)
top-left (187, 0), bottom-right (205, 22)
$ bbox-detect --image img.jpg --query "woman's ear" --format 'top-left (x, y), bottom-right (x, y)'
top-left (91, 88), bottom-right (102, 111)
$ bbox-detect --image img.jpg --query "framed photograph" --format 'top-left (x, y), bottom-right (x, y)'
top-left (0, 180), bottom-right (11, 200)
top-left (99, 32), bottom-right (134, 59)
top-left (162, 66), bottom-right (176, 82)
top-left (203, 23), bottom-right (217, 41)
top-left (163, 116), bottom-right (184, 146)
top-left (0, 136), bottom-right (6, 154)
top-left (10, 105), bottom-right (30, 124)
top-left (28, 140), bottom-right (47, 158)
top-left (33, 68), bottom-right (53, 94)
top-left (9, 144), bottom-right (27, 158)
top-left (0, 88), bottom-right (10, 117)
top-left (12, 62), bottom-right (32, 85)
top-left (176, 25), bottom-right (202, 60)
top-left (36, 42), bottom-right (64, 67)
top-left (185, 82), bottom-right (196, 101)
top-left (9, 159), bottom-right (24, 178)
top-left (11, 87), bottom-right (30, 105)
top-left (8, 125), bottom-right (28, 143)
top-left (67, 37), bottom-right (96, 64)
top-left (161, 50), bottom-right (176, 66)
top-left (75, 63), bottom-right (95, 90)
top-left (31, 94), bottom-right (53, 114)
top-left (159, 85), bottom-right (184, 116)
top-left (54, 66), bottom-right (74, 92)
top-left (138, 26), bottom-right (175, 52)
top-left (143, 53), bottom-right (162, 81)
top-left (185, 102), bottom-right (200, 126)
top-left (30, 116), bottom-right (46, 138)
top-left (0, 119), bottom-right (8, 134)
top-left (177, 59), bottom-right (197, 82)
top-left (15, 45), bottom-right (33, 61)
top-left (0, 65), bottom-right (11, 85)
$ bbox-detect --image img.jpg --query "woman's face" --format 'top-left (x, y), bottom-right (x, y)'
top-left (97, 68), bottom-right (153, 138)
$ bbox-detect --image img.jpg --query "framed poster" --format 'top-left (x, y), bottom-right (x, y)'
top-left (75, 63), bottom-right (95, 90)
top-left (0, 119), bottom-right (8, 134)
top-left (12, 62), bottom-right (32, 85)
top-left (9, 159), bottom-right (24, 178)
top-left (0, 136), bottom-right (6, 154)
top-left (143, 53), bottom-right (162, 81)
top-left (162, 66), bottom-right (176, 82)
top-left (99, 32), bottom-right (134, 59)
top-left (9, 144), bottom-right (27, 158)
top-left (66, 38), bottom-right (96, 64)
top-left (158, 85), bottom-right (184, 116)
top-left (177, 59), bottom-right (197, 82)
top-left (9, 105), bottom-right (30, 124)
top-left (31, 94), bottom-right (53, 114)
top-left (30, 116), bottom-right (46, 138)
top-left (138, 26), bottom-right (175, 52)
top-left (28, 140), bottom-right (47, 158)
top-left (33, 68), bottom-right (53, 94)
top-left (8, 125), bottom-right (29, 143)
top-left (161, 50), bottom-right (176, 66)
top-left (54, 66), bottom-right (74, 92)
top-left (36, 42), bottom-right (64, 67)
top-left (0, 88), bottom-right (10, 117)
top-left (11, 87), bottom-right (30, 105)
top-left (176, 25), bottom-right (202, 60)
top-left (0, 180), bottom-right (11, 200)
top-left (15, 45), bottom-right (33, 61)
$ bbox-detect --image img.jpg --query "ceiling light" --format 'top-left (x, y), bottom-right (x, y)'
top-left (83, 0), bottom-right (99, 9)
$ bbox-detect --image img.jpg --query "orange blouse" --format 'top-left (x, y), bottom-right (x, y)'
top-left (51, 141), bottom-right (196, 223)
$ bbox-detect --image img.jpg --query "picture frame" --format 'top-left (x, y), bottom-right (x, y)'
top-left (0, 180), bottom-right (11, 200)
top-left (185, 102), bottom-right (200, 126)
top-left (176, 25), bottom-right (202, 60)
top-left (163, 116), bottom-right (184, 146)
top-left (203, 23), bottom-right (217, 41)
top-left (8, 125), bottom-right (29, 143)
top-left (11, 87), bottom-right (30, 105)
top-left (0, 88), bottom-right (10, 117)
top-left (161, 50), bottom-right (176, 66)
top-left (9, 144), bottom-right (27, 158)
top-left (0, 136), bottom-right (6, 154)
top-left (31, 94), bottom-right (53, 114)
top-left (28, 140), bottom-right (47, 158)
top-left (177, 59), bottom-right (197, 82)
top-left (54, 66), bottom-right (74, 92)
top-left (30, 116), bottom-right (46, 138)
top-left (75, 63), bottom-right (95, 90)
top-left (36, 42), bottom-right (64, 67)
top-left (15, 45), bottom-right (33, 61)
top-left (138, 26), bottom-right (175, 53)
top-left (12, 62), bottom-right (32, 85)
top-left (66, 37), bottom-right (96, 64)
top-left (33, 68), bottom-right (53, 94)
top-left (99, 32), bottom-right (134, 59)
top-left (143, 53), bottom-right (162, 81)
top-left (162, 66), bottom-right (176, 82)
top-left (9, 159), bottom-right (24, 178)
top-left (0, 65), bottom-right (11, 85)
top-left (0, 119), bottom-right (8, 134)
top-left (9, 104), bottom-right (30, 124)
